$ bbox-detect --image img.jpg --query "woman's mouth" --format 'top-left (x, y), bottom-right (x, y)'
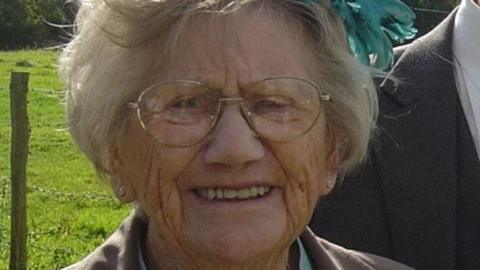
top-left (194, 186), bottom-right (273, 201)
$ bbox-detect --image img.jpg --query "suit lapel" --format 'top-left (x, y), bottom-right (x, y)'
top-left (374, 10), bottom-right (458, 269)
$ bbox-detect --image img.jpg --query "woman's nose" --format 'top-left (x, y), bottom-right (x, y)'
top-left (203, 105), bottom-right (264, 168)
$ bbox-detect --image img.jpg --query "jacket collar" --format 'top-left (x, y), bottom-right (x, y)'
top-left (380, 8), bottom-right (458, 107)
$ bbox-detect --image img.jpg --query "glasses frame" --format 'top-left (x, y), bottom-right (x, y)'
top-left (128, 76), bottom-right (331, 147)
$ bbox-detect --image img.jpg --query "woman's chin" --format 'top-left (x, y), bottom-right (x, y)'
top-left (192, 231), bottom-right (283, 264)
top-left (182, 188), bottom-right (289, 263)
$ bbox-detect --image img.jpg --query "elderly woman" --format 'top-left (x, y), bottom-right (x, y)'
top-left (60, 0), bottom-right (416, 269)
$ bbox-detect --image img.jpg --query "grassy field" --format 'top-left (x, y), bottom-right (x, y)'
top-left (0, 50), bottom-right (130, 269)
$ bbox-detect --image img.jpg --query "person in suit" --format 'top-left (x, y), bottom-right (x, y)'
top-left (310, 0), bottom-right (480, 269)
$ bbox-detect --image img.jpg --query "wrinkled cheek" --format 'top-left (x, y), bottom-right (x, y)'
top-left (135, 149), bottom-right (187, 255)
top-left (279, 146), bottom-right (325, 239)
top-left (283, 167), bottom-right (318, 237)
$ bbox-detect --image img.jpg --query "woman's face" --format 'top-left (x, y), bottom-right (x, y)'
top-left (113, 10), bottom-right (338, 266)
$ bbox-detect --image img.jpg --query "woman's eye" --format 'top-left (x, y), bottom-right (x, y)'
top-left (164, 95), bottom-right (215, 115)
top-left (170, 97), bottom-right (202, 109)
top-left (160, 95), bottom-right (215, 124)
top-left (251, 96), bottom-right (292, 113)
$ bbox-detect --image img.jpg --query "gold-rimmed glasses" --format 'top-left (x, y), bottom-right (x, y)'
top-left (128, 76), bottom-right (331, 147)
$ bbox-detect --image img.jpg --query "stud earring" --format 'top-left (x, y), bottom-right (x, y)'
top-left (117, 185), bottom-right (127, 198)
top-left (326, 178), bottom-right (336, 190)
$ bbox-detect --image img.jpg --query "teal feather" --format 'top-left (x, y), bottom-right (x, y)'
top-left (302, 0), bottom-right (417, 70)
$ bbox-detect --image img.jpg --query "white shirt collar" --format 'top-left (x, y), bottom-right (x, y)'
top-left (453, 0), bottom-right (480, 70)
top-left (453, 0), bottom-right (480, 161)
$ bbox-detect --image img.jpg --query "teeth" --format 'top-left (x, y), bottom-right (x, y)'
top-left (237, 188), bottom-right (250, 199)
top-left (207, 189), bottom-right (216, 200)
top-left (196, 186), bottom-right (272, 201)
top-left (216, 189), bottom-right (223, 199)
top-left (224, 189), bottom-right (236, 199)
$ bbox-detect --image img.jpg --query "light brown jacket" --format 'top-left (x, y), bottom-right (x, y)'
top-left (63, 211), bottom-right (414, 270)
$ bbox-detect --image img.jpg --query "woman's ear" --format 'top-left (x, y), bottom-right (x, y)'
top-left (323, 126), bottom-right (341, 194)
top-left (326, 125), bottom-right (341, 169)
top-left (325, 174), bottom-right (338, 192)
top-left (109, 146), bottom-right (136, 203)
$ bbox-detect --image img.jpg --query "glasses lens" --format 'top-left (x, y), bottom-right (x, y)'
top-left (138, 81), bottom-right (219, 146)
top-left (243, 78), bottom-right (322, 141)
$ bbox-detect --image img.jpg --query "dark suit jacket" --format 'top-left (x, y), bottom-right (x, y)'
top-left (63, 211), bottom-right (413, 270)
top-left (310, 8), bottom-right (480, 270)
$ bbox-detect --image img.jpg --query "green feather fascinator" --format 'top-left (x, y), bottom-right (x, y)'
top-left (305, 0), bottom-right (417, 70)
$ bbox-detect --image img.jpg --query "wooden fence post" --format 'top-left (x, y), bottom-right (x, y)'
top-left (9, 72), bottom-right (30, 270)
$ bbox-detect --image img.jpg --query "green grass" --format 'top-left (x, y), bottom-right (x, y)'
top-left (0, 50), bottom-right (130, 269)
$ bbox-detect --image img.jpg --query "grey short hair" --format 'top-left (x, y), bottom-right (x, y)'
top-left (59, 0), bottom-right (377, 176)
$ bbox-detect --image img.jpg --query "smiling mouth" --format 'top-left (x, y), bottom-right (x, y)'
top-left (194, 186), bottom-right (273, 201)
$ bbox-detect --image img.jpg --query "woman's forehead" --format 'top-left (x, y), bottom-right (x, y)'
top-left (154, 8), bottom-right (317, 86)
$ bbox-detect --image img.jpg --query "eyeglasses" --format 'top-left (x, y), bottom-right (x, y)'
top-left (128, 76), bottom-right (331, 147)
